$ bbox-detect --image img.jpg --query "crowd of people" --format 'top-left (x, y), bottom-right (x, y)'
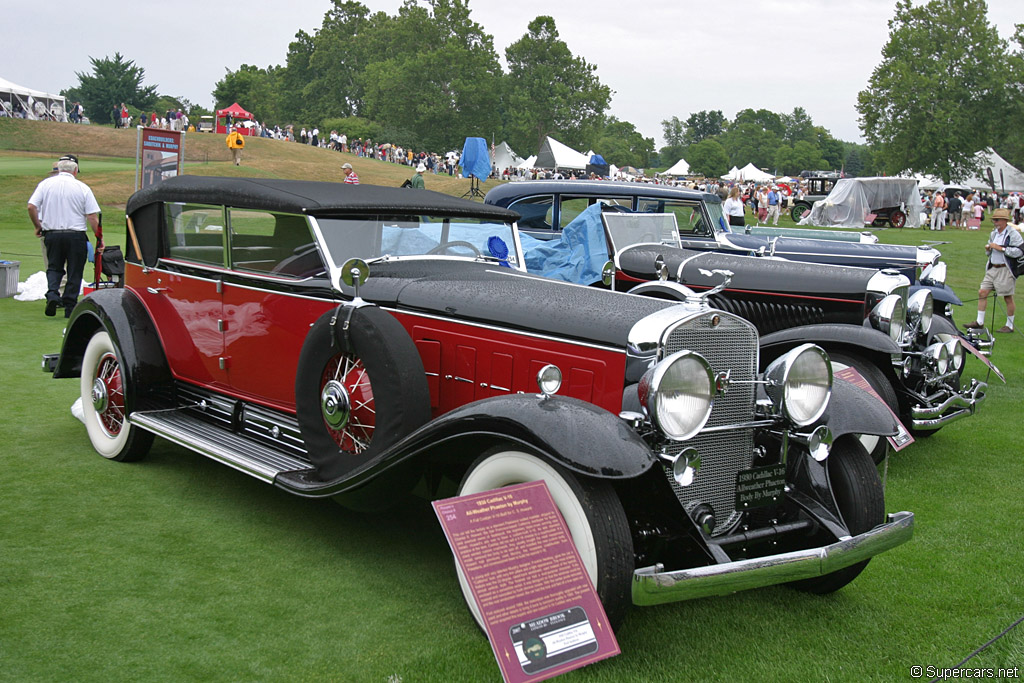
top-left (921, 188), bottom-right (1023, 230)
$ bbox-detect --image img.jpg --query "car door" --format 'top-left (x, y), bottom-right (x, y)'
top-left (220, 209), bottom-right (333, 411)
top-left (141, 202), bottom-right (229, 388)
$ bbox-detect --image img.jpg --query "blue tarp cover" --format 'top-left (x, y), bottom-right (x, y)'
top-left (519, 203), bottom-right (609, 285)
top-left (460, 137), bottom-right (491, 180)
top-left (589, 154), bottom-right (607, 165)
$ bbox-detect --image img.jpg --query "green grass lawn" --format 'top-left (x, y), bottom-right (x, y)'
top-left (0, 119), bottom-right (1021, 681)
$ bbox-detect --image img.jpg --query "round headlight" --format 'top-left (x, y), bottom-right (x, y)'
top-left (907, 289), bottom-right (933, 337)
top-left (870, 294), bottom-right (906, 342)
top-left (924, 342), bottom-right (949, 374)
top-left (944, 338), bottom-right (963, 372)
top-left (765, 344), bottom-right (832, 427)
top-left (637, 350), bottom-right (714, 441)
top-left (921, 261), bottom-right (947, 285)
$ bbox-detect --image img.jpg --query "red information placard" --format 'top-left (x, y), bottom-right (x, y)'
top-left (433, 481), bottom-right (619, 683)
top-left (834, 366), bottom-right (915, 451)
top-left (137, 127), bottom-right (184, 190)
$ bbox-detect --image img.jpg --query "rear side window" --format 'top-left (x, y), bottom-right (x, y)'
top-left (637, 199), bottom-right (711, 236)
top-left (228, 210), bottom-right (323, 278)
top-left (508, 195), bottom-right (555, 231)
top-left (165, 203), bottom-right (225, 266)
top-left (559, 196), bottom-right (631, 229)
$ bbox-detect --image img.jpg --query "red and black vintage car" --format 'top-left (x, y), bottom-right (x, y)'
top-left (51, 177), bottom-right (912, 626)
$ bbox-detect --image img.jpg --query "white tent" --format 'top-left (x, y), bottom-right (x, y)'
top-left (517, 155), bottom-right (537, 170)
top-left (737, 162), bottom-right (774, 182)
top-left (721, 166), bottom-right (741, 181)
top-left (962, 149), bottom-right (1024, 193)
top-left (659, 158), bottom-right (690, 177)
top-left (534, 136), bottom-right (590, 170)
top-left (492, 141), bottom-right (523, 173)
top-left (0, 76), bottom-right (66, 121)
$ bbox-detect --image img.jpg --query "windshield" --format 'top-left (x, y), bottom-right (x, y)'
top-left (703, 201), bottom-right (729, 234)
top-left (603, 213), bottom-right (682, 252)
top-left (315, 215), bottom-right (520, 268)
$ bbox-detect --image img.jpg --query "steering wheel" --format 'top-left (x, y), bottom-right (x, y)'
top-left (427, 240), bottom-right (481, 256)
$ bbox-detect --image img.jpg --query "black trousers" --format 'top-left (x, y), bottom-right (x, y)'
top-left (44, 231), bottom-right (88, 309)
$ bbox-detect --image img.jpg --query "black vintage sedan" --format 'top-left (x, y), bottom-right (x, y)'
top-left (508, 203), bottom-right (985, 462)
top-left (484, 180), bottom-right (960, 315)
top-left (50, 176), bottom-right (911, 628)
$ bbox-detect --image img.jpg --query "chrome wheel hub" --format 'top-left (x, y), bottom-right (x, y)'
top-left (91, 377), bottom-right (108, 413)
top-left (321, 379), bottom-right (351, 430)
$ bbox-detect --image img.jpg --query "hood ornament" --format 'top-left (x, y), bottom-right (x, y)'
top-left (696, 268), bottom-right (734, 303)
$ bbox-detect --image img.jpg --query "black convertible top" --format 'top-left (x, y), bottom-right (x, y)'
top-left (125, 176), bottom-right (520, 221)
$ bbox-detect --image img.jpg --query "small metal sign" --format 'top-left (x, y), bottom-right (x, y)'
top-left (736, 463), bottom-right (787, 509)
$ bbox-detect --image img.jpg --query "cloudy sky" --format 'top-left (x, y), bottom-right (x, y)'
top-left (4, 0), bottom-right (1020, 149)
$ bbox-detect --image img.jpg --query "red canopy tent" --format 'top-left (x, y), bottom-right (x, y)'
top-left (216, 102), bottom-right (255, 135)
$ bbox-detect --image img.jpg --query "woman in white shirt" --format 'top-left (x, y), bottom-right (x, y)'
top-left (723, 186), bottom-right (746, 227)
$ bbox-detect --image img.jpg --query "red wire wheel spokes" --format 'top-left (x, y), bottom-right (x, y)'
top-left (320, 353), bottom-right (375, 454)
top-left (92, 351), bottom-right (126, 437)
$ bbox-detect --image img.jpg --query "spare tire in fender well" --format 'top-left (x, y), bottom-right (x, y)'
top-left (295, 306), bottom-right (432, 481)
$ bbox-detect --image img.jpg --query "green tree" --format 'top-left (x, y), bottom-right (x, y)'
top-left (64, 53), bottom-right (158, 125)
top-left (781, 107), bottom-right (815, 144)
top-left (732, 108), bottom-right (784, 138)
top-left (857, 0), bottom-right (1011, 182)
top-left (844, 147), bottom-right (865, 177)
top-left (213, 64), bottom-right (284, 123)
top-left (718, 122), bottom-right (781, 170)
top-left (503, 16), bottom-right (612, 154)
top-left (361, 0), bottom-right (501, 151)
top-left (993, 24), bottom-right (1024, 172)
top-left (661, 116), bottom-right (686, 147)
top-left (300, 2), bottom-right (375, 121)
top-left (596, 117), bottom-right (654, 168)
top-left (658, 144), bottom-right (687, 170)
top-left (813, 127), bottom-right (845, 169)
top-left (683, 110), bottom-right (726, 145)
top-left (687, 139), bottom-right (730, 178)
top-left (774, 141), bottom-right (827, 176)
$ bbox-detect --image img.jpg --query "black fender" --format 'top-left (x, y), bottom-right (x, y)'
top-left (275, 393), bottom-right (656, 498)
top-left (819, 376), bottom-right (898, 439)
top-left (928, 312), bottom-right (960, 339)
top-left (53, 288), bottom-right (174, 413)
top-left (759, 324), bottom-right (900, 365)
top-left (912, 282), bottom-right (961, 308)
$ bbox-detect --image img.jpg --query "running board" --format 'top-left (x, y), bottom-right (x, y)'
top-left (130, 411), bottom-right (314, 483)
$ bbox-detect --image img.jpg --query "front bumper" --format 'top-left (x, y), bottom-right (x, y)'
top-left (910, 378), bottom-right (986, 431)
top-left (632, 511), bottom-right (914, 605)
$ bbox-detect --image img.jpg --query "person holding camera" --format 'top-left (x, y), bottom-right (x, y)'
top-left (965, 208), bottom-right (1023, 333)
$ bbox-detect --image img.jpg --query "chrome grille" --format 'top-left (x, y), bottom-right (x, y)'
top-left (663, 429), bottom-right (755, 536)
top-left (661, 311), bottom-right (758, 535)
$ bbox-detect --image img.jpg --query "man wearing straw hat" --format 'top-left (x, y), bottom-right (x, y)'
top-left (965, 207), bottom-right (1023, 333)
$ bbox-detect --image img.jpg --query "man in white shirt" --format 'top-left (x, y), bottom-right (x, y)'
top-left (27, 155), bottom-right (101, 317)
top-left (965, 208), bottom-right (1023, 333)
